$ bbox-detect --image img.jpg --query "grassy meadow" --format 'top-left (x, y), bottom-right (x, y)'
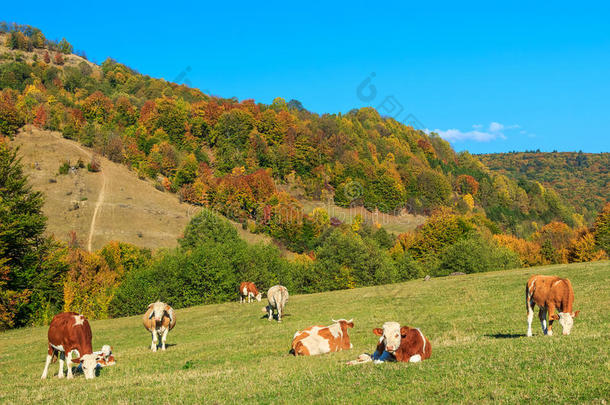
top-left (1, 261), bottom-right (609, 404)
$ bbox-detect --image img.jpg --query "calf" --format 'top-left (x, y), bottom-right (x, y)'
top-left (143, 301), bottom-right (176, 351)
top-left (239, 281), bottom-right (262, 303)
top-left (291, 319), bottom-right (354, 356)
top-left (526, 275), bottom-right (580, 336)
top-left (41, 312), bottom-right (100, 379)
top-left (262, 285), bottom-right (288, 322)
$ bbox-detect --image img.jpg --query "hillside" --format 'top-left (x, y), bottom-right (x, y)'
top-left (0, 21), bottom-right (581, 249)
top-left (479, 152), bottom-right (610, 222)
top-left (1, 261), bottom-right (608, 403)
top-left (10, 127), bottom-right (275, 250)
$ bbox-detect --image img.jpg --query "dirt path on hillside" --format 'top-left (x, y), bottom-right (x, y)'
top-left (48, 131), bottom-right (106, 252)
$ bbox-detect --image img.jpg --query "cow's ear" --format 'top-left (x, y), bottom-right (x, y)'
top-left (147, 303), bottom-right (154, 309)
top-left (550, 313), bottom-right (560, 321)
top-left (165, 305), bottom-right (174, 323)
top-left (373, 328), bottom-right (383, 336)
top-left (400, 326), bottom-right (409, 337)
top-left (572, 310), bottom-right (580, 318)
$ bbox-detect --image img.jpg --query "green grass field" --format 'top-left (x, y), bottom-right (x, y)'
top-left (1, 261), bottom-right (609, 404)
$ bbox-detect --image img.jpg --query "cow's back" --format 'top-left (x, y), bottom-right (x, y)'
top-left (48, 312), bottom-right (93, 354)
top-left (528, 275), bottom-right (574, 312)
top-left (267, 285), bottom-right (288, 308)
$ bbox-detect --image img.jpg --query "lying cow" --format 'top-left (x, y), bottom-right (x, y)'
top-left (262, 285), bottom-right (288, 322)
top-left (143, 301), bottom-right (176, 351)
top-left (41, 312), bottom-right (100, 379)
top-left (240, 281), bottom-right (262, 303)
top-left (526, 275), bottom-right (580, 336)
top-left (291, 319), bottom-right (354, 356)
top-left (347, 322), bottom-right (431, 364)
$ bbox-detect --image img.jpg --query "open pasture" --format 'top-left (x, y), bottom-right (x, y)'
top-left (0, 261), bottom-right (608, 403)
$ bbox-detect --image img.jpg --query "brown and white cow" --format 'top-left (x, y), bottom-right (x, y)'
top-left (262, 285), bottom-right (289, 322)
top-left (143, 301), bottom-right (176, 351)
top-left (41, 312), bottom-right (100, 379)
top-left (349, 322), bottom-right (431, 364)
top-left (290, 319), bottom-right (354, 356)
top-left (526, 275), bottom-right (580, 336)
top-left (239, 281), bottom-right (262, 303)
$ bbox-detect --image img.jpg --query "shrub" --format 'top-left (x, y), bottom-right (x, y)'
top-left (87, 156), bottom-right (101, 172)
top-left (437, 234), bottom-right (520, 276)
top-left (58, 161), bottom-right (70, 175)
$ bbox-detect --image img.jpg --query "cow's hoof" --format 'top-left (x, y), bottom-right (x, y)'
top-left (547, 330), bottom-right (553, 336)
top-left (67, 374), bottom-right (73, 379)
top-left (57, 374), bottom-right (64, 379)
top-left (527, 332), bottom-right (532, 337)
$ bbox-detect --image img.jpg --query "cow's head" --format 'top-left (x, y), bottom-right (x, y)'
top-left (373, 321), bottom-right (408, 353)
top-left (332, 319), bottom-right (354, 349)
top-left (552, 311), bottom-right (580, 335)
top-left (255, 293), bottom-right (262, 302)
top-left (148, 302), bottom-right (173, 324)
top-left (73, 353), bottom-right (99, 379)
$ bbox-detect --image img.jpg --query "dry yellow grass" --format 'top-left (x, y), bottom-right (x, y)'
top-left (11, 128), bottom-right (274, 251)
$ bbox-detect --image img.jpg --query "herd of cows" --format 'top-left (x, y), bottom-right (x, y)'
top-left (40, 274), bottom-right (579, 379)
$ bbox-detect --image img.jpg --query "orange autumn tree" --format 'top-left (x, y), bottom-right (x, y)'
top-left (493, 234), bottom-right (544, 267)
top-left (63, 249), bottom-right (118, 319)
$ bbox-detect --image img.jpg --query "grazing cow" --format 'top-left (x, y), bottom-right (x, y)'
top-left (143, 301), bottom-right (176, 351)
top-left (41, 312), bottom-right (100, 379)
top-left (239, 281), bottom-right (262, 303)
top-left (290, 319), bottom-right (354, 356)
top-left (262, 285), bottom-right (288, 322)
top-left (526, 275), bottom-right (580, 336)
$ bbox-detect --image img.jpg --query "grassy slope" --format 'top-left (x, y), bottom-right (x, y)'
top-left (1, 261), bottom-right (608, 403)
top-left (11, 128), bottom-right (274, 251)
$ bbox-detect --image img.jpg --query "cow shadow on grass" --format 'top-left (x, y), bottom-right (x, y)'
top-left (260, 313), bottom-right (291, 321)
top-left (149, 343), bottom-right (178, 350)
top-left (485, 333), bottom-right (526, 339)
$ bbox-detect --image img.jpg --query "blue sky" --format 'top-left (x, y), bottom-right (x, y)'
top-left (4, 1), bottom-right (610, 153)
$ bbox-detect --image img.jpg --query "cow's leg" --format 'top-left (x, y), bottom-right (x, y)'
top-left (151, 330), bottom-right (158, 351)
top-left (547, 304), bottom-right (556, 336)
top-left (539, 308), bottom-right (548, 335)
top-left (268, 306), bottom-right (273, 321)
top-left (277, 305), bottom-right (282, 322)
top-left (66, 350), bottom-right (74, 379)
top-left (409, 354), bottom-right (422, 363)
top-left (161, 328), bottom-right (169, 350)
top-left (526, 302), bottom-right (535, 337)
top-left (57, 352), bottom-right (65, 378)
top-left (41, 349), bottom-right (53, 379)
top-left (240, 295), bottom-right (243, 304)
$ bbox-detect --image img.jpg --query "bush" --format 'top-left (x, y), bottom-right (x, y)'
top-left (87, 156), bottom-right (101, 172)
top-left (436, 234), bottom-right (520, 276)
top-left (58, 161), bottom-right (70, 175)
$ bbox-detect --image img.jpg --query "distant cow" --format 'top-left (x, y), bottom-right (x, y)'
top-left (262, 285), bottom-right (288, 322)
top-left (240, 281), bottom-right (262, 303)
top-left (143, 302), bottom-right (176, 351)
top-left (41, 312), bottom-right (100, 379)
top-left (291, 319), bottom-right (354, 356)
top-left (526, 275), bottom-right (580, 336)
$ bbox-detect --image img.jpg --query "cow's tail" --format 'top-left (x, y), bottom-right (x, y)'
top-left (51, 349), bottom-right (58, 363)
top-left (525, 283), bottom-right (531, 312)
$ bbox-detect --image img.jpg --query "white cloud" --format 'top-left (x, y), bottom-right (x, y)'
top-left (426, 121), bottom-right (522, 143)
top-left (489, 122), bottom-right (504, 132)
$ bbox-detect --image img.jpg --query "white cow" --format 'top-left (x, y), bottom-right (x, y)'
top-left (143, 301), bottom-right (176, 351)
top-left (262, 285), bottom-right (289, 322)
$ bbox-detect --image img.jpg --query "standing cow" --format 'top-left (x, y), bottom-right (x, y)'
top-left (526, 275), bottom-right (580, 336)
top-left (239, 281), bottom-right (262, 303)
top-left (262, 285), bottom-right (288, 322)
top-left (41, 312), bottom-right (100, 379)
top-left (291, 319), bottom-right (354, 356)
top-left (143, 301), bottom-right (176, 351)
